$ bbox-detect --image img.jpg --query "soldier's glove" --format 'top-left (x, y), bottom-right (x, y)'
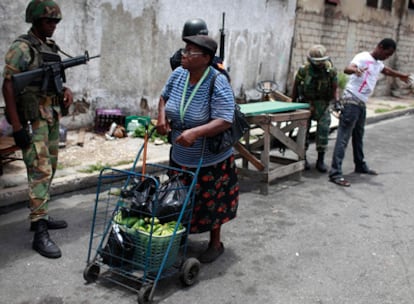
top-left (13, 128), bottom-right (31, 149)
top-left (329, 99), bottom-right (343, 118)
top-left (333, 100), bottom-right (344, 113)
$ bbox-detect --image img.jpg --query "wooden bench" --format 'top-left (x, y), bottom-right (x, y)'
top-left (0, 136), bottom-right (22, 176)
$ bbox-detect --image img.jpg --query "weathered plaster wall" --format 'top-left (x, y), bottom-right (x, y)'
top-left (0, 0), bottom-right (297, 125)
top-left (2, 0), bottom-right (413, 128)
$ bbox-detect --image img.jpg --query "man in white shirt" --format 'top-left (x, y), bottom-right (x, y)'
top-left (329, 38), bottom-right (410, 187)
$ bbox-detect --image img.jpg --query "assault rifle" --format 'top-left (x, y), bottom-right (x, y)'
top-left (219, 12), bottom-right (226, 61)
top-left (12, 51), bottom-right (100, 95)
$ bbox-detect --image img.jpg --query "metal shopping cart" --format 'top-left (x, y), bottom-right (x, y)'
top-left (83, 126), bottom-right (202, 303)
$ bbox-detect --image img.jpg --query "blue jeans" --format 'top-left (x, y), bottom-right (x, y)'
top-left (329, 103), bottom-right (367, 178)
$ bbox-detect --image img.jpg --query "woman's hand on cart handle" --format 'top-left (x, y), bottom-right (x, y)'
top-left (156, 120), bottom-right (170, 136)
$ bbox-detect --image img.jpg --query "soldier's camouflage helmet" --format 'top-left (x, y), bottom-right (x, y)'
top-left (182, 18), bottom-right (208, 38)
top-left (307, 44), bottom-right (330, 63)
top-left (25, 0), bottom-right (62, 23)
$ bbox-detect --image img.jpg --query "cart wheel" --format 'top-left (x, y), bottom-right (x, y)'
top-left (83, 263), bottom-right (100, 283)
top-left (137, 284), bottom-right (153, 304)
top-left (179, 257), bottom-right (200, 286)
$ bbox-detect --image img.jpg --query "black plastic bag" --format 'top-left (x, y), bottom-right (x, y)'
top-left (156, 174), bottom-right (188, 223)
top-left (119, 174), bottom-right (188, 222)
top-left (100, 224), bottom-right (134, 268)
top-left (120, 177), bottom-right (158, 216)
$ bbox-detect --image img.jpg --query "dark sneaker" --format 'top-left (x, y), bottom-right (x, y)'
top-left (198, 242), bottom-right (224, 264)
top-left (30, 217), bottom-right (68, 231)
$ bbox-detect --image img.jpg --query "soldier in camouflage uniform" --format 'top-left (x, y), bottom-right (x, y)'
top-left (291, 44), bottom-right (339, 173)
top-left (2, 0), bottom-right (73, 258)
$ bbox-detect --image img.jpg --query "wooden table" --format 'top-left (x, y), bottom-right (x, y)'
top-left (0, 136), bottom-right (21, 176)
top-left (235, 101), bottom-right (310, 194)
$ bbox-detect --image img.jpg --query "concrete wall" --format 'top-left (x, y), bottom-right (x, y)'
top-left (288, 0), bottom-right (414, 96)
top-left (397, 1), bottom-right (414, 75)
top-left (0, 0), bottom-right (297, 127)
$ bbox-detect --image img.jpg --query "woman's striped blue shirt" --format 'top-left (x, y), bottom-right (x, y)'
top-left (161, 67), bottom-right (235, 167)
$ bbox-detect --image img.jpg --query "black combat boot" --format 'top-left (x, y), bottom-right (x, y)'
top-left (316, 152), bottom-right (327, 173)
top-left (32, 219), bottom-right (62, 259)
top-left (30, 217), bottom-right (68, 231)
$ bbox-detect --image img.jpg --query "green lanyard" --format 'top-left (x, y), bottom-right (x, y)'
top-left (180, 67), bottom-right (210, 123)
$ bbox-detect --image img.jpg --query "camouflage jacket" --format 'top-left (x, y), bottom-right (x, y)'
top-left (3, 30), bottom-right (59, 80)
top-left (294, 60), bottom-right (338, 103)
top-left (3, 30), bottom-right (61, 123)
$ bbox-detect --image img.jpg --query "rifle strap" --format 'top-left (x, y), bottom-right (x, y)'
top-left (207, 70), bottom-right (219, 121)
top-left (58, 48), bottom-right (73, 58)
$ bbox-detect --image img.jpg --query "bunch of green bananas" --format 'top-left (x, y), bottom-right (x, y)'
top-left (113, 211), bottom-right (183, 236)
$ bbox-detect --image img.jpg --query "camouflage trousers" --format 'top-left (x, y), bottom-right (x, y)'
top-left (305, 100), bottom-right (331, 153)
top-left (22, 116), bottom-right (59, 222)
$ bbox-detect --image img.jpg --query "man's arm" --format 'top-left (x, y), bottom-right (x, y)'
top-left (344, 63), bottom-right (367, 77)
top-left (291, 70), bottom-right (302, 102)
top-left (292, 80), bottom-right (301, 103)
top-left (2, 78), bottom-right (31, 149)
top-left (2, 78), bottom-right (22, 132)
top-left (382, 66), bottom-right (410, 83)
top-left (291, 67), bottom-right (308, 103)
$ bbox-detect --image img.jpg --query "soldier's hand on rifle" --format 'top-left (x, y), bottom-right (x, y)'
top-left (62, 87), bottom-right (73, 108)
top-left (13, 128), bottom-right (31, 149)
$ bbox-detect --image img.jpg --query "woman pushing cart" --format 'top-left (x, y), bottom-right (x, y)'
top-left (84, 34), bottom-right (239, 303)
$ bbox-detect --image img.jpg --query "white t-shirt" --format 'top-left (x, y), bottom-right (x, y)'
top-left (344, 51), bottom-right (384, 102)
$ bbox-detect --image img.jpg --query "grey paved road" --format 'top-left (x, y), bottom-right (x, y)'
top-left (0, 115), bottom-right (413, 304)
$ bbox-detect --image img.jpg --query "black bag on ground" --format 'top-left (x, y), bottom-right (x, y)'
top-left (100, 224), bottom-right (134, 267)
